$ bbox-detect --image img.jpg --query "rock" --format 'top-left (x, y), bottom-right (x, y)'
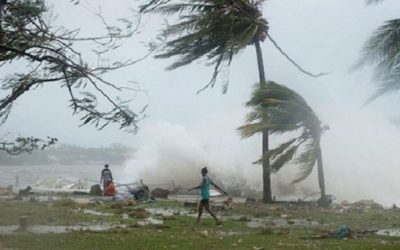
top-left (151, 188), bottom-right (170, 199)
top-left (89, 184), bottom-right (103, 196)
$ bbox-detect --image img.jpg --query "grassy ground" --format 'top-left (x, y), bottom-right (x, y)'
top-left (0, 197), bottom-right (400, 249)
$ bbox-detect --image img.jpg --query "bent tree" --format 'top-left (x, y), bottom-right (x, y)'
top-left (239, 82), bottom-right (329, 203)
top-left (0, 0), bottom-right (147, 153)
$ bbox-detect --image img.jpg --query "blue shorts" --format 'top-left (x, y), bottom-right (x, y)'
top-left (200, 199), bottom-right (209, 205)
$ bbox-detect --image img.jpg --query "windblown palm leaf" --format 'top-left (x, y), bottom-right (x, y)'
top-left (239, 81), bottom-right (326, 184)
top-left (140, 0), bottom-right (268, 90)
top-left (355, 2), bottom-right (400, 101)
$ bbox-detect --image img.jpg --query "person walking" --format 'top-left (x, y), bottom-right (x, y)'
top-left (188, 167), bottom-right (227, 225)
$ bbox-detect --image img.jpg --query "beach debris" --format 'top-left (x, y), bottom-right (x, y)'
top-left (331, 199), bottom-right (384, 212)
top-left (333, 224), bottom-right (352, 239)
top-left (151, 188), bottom-right (170, 199)
top-left (303, 225), bottom-right (379, 240)
top-left (200, 230), bottom-right (209, 237)
top-left (222, 197), bottom-right (233, 209)
top-left (128, 185), bottom-right (150, 200)
top-left (89, 185), bottom-right (103, 196)
top-left (253, 246), bottom-right (264, 250)
top-left (352, 200), bottom-right (384, 210)
top-left (18, 186), bottom-right (32, 197)
top-left (0, 185), bottom-right (13, 196)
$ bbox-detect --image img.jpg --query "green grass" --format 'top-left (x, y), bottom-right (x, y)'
top-left (1, 198), bottom-right (400, 249)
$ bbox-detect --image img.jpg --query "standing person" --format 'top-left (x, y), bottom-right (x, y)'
top-left (188, 167), bottom-right (228, 225)
top-left (100, 164), bottom-right (113, 190)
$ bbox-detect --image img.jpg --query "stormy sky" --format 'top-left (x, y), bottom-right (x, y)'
top-left (2, 0), bottom-right (400, 204)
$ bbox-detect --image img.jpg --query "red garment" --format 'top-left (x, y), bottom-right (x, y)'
top-left (103, 181), bottom-right (116, 196)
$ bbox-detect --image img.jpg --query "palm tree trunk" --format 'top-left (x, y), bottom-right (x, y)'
top-left (316, 145), bottom-right (326, 199)
top-left (254, 39), bottom-right (272, 203)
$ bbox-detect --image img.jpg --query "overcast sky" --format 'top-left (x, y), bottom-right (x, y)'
top-left (2, 0), bottom-right (400, 204)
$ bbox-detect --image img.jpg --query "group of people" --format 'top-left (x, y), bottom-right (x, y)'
top-left (99, 164), bottom-right (228, 225)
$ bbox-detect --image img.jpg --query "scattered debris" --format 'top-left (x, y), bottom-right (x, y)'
top-left (222, 197), bottom-right (233, 209)
top-left (128, 185), bottom-right (150, 200)
top-left (18, 186), bottom-right (32, 197)
top-left (89, 185), bottom-right (103, 196)
top-left (333, 224), bottom-right (352, 239)
top-left (376, 228), bottom-right (400, 237)
top-left (151, 188), bottom-right (170, 199)
top-left (332, 199), bottom-right (384, 212)
top-left (303, 225), bottom-right (379, 240)
top-left (0, 185), bottom-right (13, 196)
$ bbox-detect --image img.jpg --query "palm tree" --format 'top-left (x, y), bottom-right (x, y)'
top-left (140, 0), bottom-right (273, 202)
top-left (355, 0), bottom-right (400, 101)
top-left (238, 81), bottom-right (329, 202)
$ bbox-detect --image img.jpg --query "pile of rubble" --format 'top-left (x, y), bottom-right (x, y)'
top-left (331, 200), bottom-right (384, 212)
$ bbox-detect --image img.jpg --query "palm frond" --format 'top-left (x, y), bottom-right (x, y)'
top-left (292, 139), bottom-right (318, 183)
top-left (140, 0), bottom-right (268, 91)
top-left (269, 145), bottom-right (299, 172)
top-left (355, 19), bottom-right (400, 99)
top-left (240, 81), bottom-right (325, 184)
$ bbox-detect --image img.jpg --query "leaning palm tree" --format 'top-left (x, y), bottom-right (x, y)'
top-left (238, 81), bottom-right (329, 202)
top-left (355, 0), bottom-right (400, 101)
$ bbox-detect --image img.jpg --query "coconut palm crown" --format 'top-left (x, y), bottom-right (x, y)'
top-left (140, 0), bottom-right (268, 90)
top-left (239, 81), bottom-right (328, 196)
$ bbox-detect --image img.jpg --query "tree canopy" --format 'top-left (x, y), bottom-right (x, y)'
top-left (0, 0), bottom-right (147, 153)
top-left (239, 82), bottom-right (328, 183)
top-left (140, 0), bottom-right (268, 92)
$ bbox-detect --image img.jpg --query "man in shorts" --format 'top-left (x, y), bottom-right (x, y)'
top-left (188, 167), bottom-right (227, 225)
